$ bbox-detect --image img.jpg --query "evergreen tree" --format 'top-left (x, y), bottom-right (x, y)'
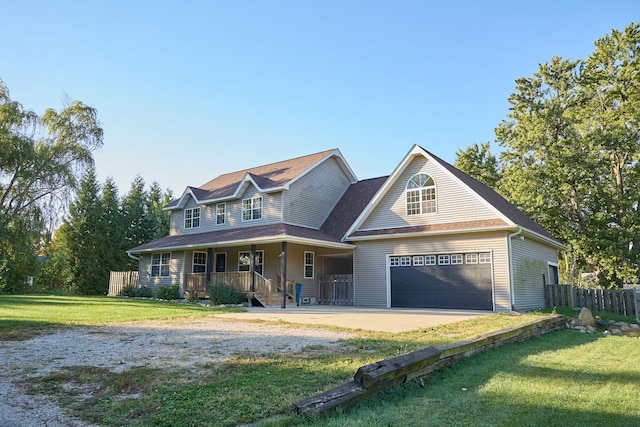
top-left (65, 169), bottom-right (108, 294)
top-left (102, 178), bottom-right (128, 271)
top-left (122, 175), bottom-right (152, 269)
top-left (147, 181), bottom-right (172, 240)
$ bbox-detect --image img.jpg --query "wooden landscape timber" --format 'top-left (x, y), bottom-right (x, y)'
top-left (295, 314), bottom-right (565, 416)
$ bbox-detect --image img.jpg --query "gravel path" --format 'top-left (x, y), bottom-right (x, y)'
top-left (0, 318), bottom-right (354, 426)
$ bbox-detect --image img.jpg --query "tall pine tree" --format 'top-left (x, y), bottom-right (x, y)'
top-left (65, 169), bottom-right (108, 294)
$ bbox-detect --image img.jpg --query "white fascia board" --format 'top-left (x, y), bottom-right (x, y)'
top-left (286, 149), bottom-right (359, 189)
top-left (420, 147), bottom-right (515, 226)
top-left (165, 187), bottom-right (201, 211)
top-left (130, 236), bottom-right (354, 254)
top-left (343, 144), bottom-right (422, 239)
top-left (346, 225), bottom-right (516, 242)
top-left (519, 227), bottom-right (568, 250)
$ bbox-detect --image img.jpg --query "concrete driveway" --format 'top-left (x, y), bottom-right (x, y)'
top-left (215, 305), bottom-right (493, 333)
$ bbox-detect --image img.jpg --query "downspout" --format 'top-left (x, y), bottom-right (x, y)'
top-left (507, 228), bottom-right (522, 311)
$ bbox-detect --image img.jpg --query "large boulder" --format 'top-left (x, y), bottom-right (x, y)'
top-left (578, 307), bottom-right (596, 327)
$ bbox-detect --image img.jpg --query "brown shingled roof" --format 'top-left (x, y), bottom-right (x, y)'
top-left (422, 147), bottom-right (560, 242)
top-left (320, 176), bottom-right (388, 239)
top-left (165, 149), bottom-right (340, 208)
top-left (197, 149), bottom-right (337, 200)
top-left (129, 223), bottom-right (351, 254)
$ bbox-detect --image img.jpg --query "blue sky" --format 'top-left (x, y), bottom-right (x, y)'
top-left (2, 1), bottom-right (638, 196)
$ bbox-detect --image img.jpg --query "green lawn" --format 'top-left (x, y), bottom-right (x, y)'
top-left (1, 295), bottom-right (638, 426)
top-left (0, 294), bottom-right (242, 339)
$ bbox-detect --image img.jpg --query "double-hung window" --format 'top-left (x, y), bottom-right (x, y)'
top-left (242, 197), bottom-right (263, 221)
top-left (238, 251), bottom-right (263, 275)
top-left (304, 252), bottom-right (315, 278)
top-left (184, 207), bottom-right (201, 229)
top-left (216, 203), bottom-right (226, 225)
top-left (151, 253), bottom-right (170, 277)
top-left (193, 252), bottom-right (207, 273)
top-left (406, 173), bottom-right (436, 215)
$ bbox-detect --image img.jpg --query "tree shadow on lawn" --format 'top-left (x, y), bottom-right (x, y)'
top-left (310, 330), bottom-right (640, 427)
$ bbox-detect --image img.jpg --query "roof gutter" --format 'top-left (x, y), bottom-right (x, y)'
top-left (127, 251), bottom-right (140, 261)
top-left (128, 236), bottom-right (356, 255)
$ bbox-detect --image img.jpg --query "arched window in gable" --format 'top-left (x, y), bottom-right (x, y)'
top-left (406, 173), bottom-right (436, 215)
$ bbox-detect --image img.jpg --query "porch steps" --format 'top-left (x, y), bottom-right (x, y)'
top-left (252, 291), bottom-right (293, 307)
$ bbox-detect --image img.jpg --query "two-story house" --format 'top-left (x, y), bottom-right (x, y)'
top-left (128, 145), bottom-right (565, 311)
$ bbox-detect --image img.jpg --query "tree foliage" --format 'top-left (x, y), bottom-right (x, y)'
top-left (489, 22), bottom-right (640, 287)
top-left (0, 79), bottom-right (102, 292)
top-left (454, 142), bottom-right (501, 188)
top-left (53, 172), bottom-right (173, 294)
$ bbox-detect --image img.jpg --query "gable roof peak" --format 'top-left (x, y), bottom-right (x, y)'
top-left (166, 148), bottom-right (356, 209)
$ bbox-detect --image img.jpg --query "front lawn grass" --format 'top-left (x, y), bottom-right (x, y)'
top-left (304, 330), bottom-right (640, 427)
top-left (0, 294), bottom-right (243, 340)
top-left (3, 296), bottom-right (639, 426)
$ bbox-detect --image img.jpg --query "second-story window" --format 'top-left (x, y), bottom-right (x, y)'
top-left (242, 196), bottom-right (263, 221)
top-left (216, 203), bottom-right (226, 225)
top-left (184, 207), bottom-right (201, 229)
top-left (406, 173), bottom-right (436, 215)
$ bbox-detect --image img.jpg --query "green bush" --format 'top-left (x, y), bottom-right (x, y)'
top-left (119, 284), bottom-right (138, 297)
top-left (134, 286), bottom-right (154, 298)
top-left (157, 284), bottom-right (180, 300)
top-left (206, 282), bottom-right (245, 305)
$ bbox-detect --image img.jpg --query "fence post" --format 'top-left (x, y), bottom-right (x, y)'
top-left (568, 282), bottom-right (574, 309)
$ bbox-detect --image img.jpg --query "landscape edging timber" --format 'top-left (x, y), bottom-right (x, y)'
top-left (294, 314), bottom-right (566, 416)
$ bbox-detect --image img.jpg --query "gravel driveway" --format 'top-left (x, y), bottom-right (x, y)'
top-left (0, 318), bottom-right (354, 426)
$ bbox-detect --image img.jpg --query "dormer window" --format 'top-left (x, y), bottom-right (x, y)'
top-left (184, 207), bottom-right (201, 229)
top-left (242, 196), bottom-right (263, 221)
top-left (406, 173), bottom-right (436, 215)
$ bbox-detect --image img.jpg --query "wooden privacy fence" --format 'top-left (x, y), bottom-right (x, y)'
top-left (108, 271), bottom-right (139, 296)
top-left (545, 284), bottom-right (638, 319)
top-left (318, 274), bottom-right (354, 305)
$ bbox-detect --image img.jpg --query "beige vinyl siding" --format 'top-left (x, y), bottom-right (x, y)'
top-left (353, 232), bottom-right (511, 310)
top-left (138, 250), bottom-right (185, 294)
top-left (361, 156), bottom-right (501, 231)
top-left (283, 157), bottom-right (351, 228)
top-left (169, 188), bottom-right (283, 235)
top-left (511, 237), bottom-right (559, 310)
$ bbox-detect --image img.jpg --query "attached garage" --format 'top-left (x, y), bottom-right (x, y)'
top-left (390, 252), bottom-right (493, 310)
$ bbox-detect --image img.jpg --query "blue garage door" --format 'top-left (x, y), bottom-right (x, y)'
top-left (390, 253), bottom-right (493, 310)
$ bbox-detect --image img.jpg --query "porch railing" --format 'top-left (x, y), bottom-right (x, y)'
top-left (186, 272), bottom-right (272, 304)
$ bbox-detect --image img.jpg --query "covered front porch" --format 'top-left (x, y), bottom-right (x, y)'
top-left (182, 240), bottom-right (355, 307)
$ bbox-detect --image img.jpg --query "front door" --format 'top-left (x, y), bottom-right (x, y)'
top-left (215, 253), bottom-right (226, 272)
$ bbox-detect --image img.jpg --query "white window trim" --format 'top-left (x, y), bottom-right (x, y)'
top-left (547, 262), bottom-right (560, 285)
top-left (465, 253), bottom-right (478, 264)
top-left (390, 257), bottom-right (400, 267)
top-left (184, 207), bottom-right (201, 229)
top-left (479, 252), bottom-right (492, 264)
top-left (304, 251), bottom-right (315, 279)
top-left (216, 202), bottom-right (226, 225)
top-left (242, 196), bottom-right (263, 222)
top-left (238, 250), bottom-right (264, 273)
top-left (425, 255), bottom-right (436, 265)
top-left (405, 173), bottom-right (437, 216)
top-left (438, 254), bottom-right (450, 265)
top-left (193, 251), bottom-right (207, 273)
top-left (151, 252), bottom-right (171, 277)
top-left (400, 256), bottom-right (412, 266)
top-left (451, 254), bottom-right (463, 265)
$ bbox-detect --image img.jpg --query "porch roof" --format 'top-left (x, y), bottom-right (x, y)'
top-left (128, 223), bottom-right (355, 255)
